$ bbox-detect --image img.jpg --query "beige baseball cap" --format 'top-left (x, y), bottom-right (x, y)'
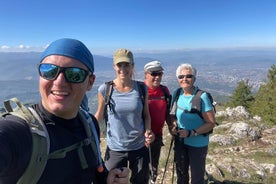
top-left (113, 48), bottom-right (134, 65)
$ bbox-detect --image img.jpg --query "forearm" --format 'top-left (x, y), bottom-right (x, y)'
top-left (165, 113), bottom-right (175, 127)
top-left (95, 93), bottom-right (105, 124)
top-left (143, 96), bottom-right (151, 131)
top-left (94, 111), bottom-right (104, 124)
top-left (0, 117), bottom-right (32, 181)
top-left (144, 115), bottom-right (151, 130)
top-left (197, 111), bottom-right (216, 134)
top-left (192, 122), bottom-right (215, 135)
top-left (166, 115), bottom-right (178, 136)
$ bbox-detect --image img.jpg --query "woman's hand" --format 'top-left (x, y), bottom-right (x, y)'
top-left (177, 129), bottom-right (190, 138)
top-left (145, 129), bottom-right (155, 147)
top-left (168, 124), bottom-right (178, 136)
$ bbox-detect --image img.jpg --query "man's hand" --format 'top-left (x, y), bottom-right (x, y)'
top-left (107, 167), bottom-right (129, 184)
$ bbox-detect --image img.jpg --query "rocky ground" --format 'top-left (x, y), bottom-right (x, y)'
top-left (154, 106), bottom-right (276, 184)
top-left (100, 106), bottom-right (276, 184)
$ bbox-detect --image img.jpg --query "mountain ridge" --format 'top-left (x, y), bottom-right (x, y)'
top-left (0, 49), bottom-right (275, 111)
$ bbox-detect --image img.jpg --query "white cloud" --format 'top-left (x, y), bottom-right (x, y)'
top-left (18, 44), bottom-right (31, 49)
top-left (1, 45), bottom-right (10, 49)
top-left (0, 44), bottom-right (44, 52)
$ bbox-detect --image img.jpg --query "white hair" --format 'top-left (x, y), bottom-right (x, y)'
top-left (176, 63), bottom-right (197, 77)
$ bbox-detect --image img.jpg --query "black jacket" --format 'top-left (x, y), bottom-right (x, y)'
top-left (0, 102), bottom-right (108, 184)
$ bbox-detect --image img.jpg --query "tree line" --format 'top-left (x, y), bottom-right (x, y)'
top-left (227, 64), bottom-right (276, 126)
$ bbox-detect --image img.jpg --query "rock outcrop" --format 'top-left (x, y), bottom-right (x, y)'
top-left (206, 106), bottom-right (276, 183)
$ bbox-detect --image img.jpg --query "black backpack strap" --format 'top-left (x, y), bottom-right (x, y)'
top-left (103, 80), bottom-right (146, 124)
top-left (169, 87), bottom-right (182, 116)
top-left (191, 89), bottom-right (217, 136)
top-left (47, 109), bottom-right (104, 172)
top-left (160, 85), bottom-right (172, 110)
top-left (190, 89), bottom-right (204, 118)
top-left (137, 81), bottom-right (146, 106)
top-left (136, 81), bottom-right (147, 121)
top-left (170, 88), bottom-right (203, 117)
top-left (206, 92), bottom-right (216, 113)
top-left (79, 108), bottom-right (104, 172)
top-left (190, 89), bottom-right (216, 118)
top-left (103, 81), bottom-right (114, 123)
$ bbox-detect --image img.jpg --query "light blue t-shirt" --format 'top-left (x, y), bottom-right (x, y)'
top-left (98, 81), bottom-right (146, 151)
top-left (173, 87), bottom-right (213, 147)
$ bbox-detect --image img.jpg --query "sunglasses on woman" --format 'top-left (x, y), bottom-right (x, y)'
top-left (177, 74), bottom-right (193, 79)
top-left (38, 63), bottom-right (89, 83)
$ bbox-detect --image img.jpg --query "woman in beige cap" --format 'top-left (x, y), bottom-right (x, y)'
top-left (95, 49), bottom-right (154, 184)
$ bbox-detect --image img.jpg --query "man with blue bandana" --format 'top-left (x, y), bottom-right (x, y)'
top-left (0, 38), bottom-right (129, 184)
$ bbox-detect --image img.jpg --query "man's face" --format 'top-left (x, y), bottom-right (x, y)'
top-left (144, 70), bottom-right (163, 88)
top-left (39, 55), bottom-right (95, 119)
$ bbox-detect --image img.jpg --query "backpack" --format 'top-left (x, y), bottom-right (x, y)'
top-left (2, 98), bottom-right (103, 184)
top-left (170, 88), bottom-right (217, 135)
top-left (159, 84), bottom-right (172, 111)
top-left (102, 81), bottom-right (146, 133)
top-left (147, 84), bottom-right (172, 111)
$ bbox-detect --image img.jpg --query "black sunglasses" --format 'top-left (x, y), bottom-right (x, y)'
top-left (149, 72), bottom-right (163, 77)
top-left (38, 63), bottom-right (89, 83)
top-left (178, 74), bottom-right (193, 79)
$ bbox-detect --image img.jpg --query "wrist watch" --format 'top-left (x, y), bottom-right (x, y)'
top-left (192, 129), bottom-right (198, 136)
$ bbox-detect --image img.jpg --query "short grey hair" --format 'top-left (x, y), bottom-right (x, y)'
top-left (176, 63), bottom-right (197, 77)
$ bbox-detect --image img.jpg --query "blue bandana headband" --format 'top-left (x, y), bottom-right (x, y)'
top-left (40, 38), bottom-right (94, 73)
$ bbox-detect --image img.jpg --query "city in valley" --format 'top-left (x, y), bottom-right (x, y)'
top-left (0, 48), bottom-right (275, 112)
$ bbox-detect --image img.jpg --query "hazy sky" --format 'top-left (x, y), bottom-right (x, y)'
top-left (0, 0), bottom-right (275, 54)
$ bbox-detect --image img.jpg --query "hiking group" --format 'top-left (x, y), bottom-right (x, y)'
top-left (0, 38), bottom-right (216, 184)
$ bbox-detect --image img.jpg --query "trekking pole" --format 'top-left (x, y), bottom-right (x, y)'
top-left (161, 137), bottom-right (174, 184)
top-left (148, 143), bottom-right (154, 183)
top-left (172, 160), bottom-right (175, 184)
top-left (146, 130), bottom-right (154, 183)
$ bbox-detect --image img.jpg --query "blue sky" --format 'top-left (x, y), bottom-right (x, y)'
top-left (0, 0), bottom-right (275, 55)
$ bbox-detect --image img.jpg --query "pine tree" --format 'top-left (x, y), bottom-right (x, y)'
top-left (250, 65), bottom-right (276, 125)
top-left (227, 79), bottom-right (254, 110)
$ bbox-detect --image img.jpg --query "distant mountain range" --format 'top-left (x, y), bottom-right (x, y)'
top-left (1, 48), bottom-right (275, 112)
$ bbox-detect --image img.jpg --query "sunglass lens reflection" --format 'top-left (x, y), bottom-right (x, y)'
top-left (39, 64), bottom-right (59, 80)
top-left (39, 64), bottom-right (88, 83)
